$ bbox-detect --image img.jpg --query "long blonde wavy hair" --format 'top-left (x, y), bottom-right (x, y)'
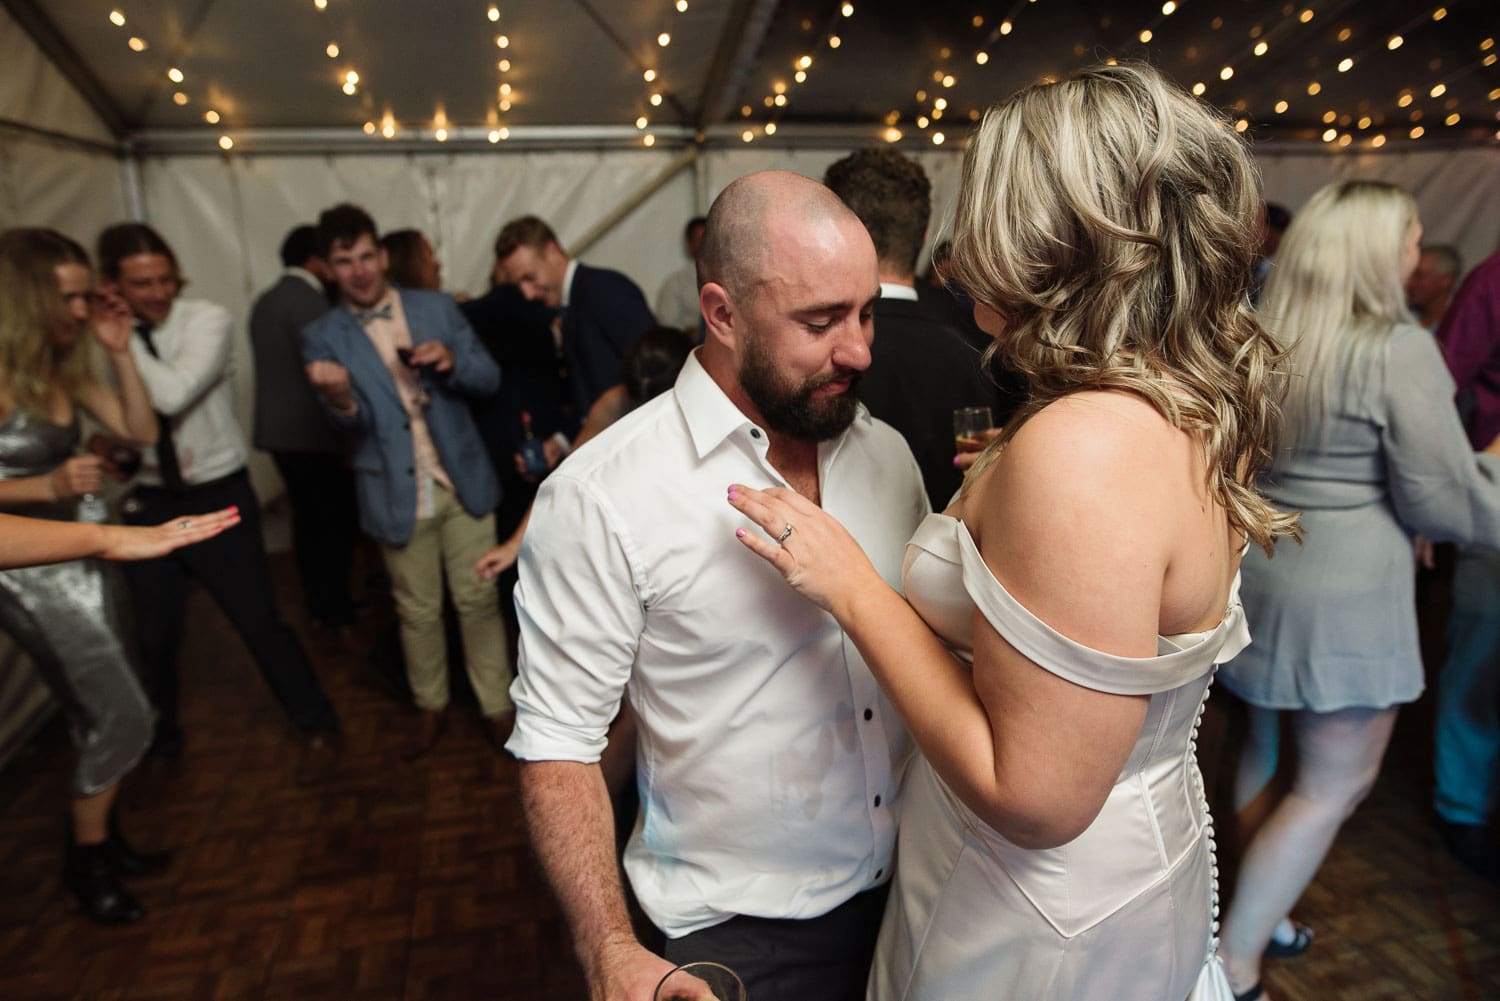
top-left (948, 63), bottom-right (1299, 553)
top-left (0, 228), bottom-right (97, 418)
top-left (1257, 180), bottom-right (1417, 448)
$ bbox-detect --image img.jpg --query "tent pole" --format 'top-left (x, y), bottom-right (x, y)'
top-left (120, 147), bottom-right (146, 222)
top-left (694, 0), bottom-right (780, 131)
top-left (571, 147), bottom-right (699, 259)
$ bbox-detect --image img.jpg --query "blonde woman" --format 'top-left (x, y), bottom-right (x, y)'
top-left (1216, 182), bottom-right (1500, 999)
top-left (729, 64), bottom-right (1292, 1000)
top-left (0, 228), bottom-right (169, 924)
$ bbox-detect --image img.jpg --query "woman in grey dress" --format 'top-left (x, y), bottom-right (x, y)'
top-left (0, 227), bottom-right (169, 924)
top-left (1217, 182), bottom-right (1500, 999)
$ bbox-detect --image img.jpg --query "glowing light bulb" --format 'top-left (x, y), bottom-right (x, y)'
top-left (635, 116), bottom-right (648, 129)
top-left (498, 126), bottom-right (509, 139)
top-left (499, 59), bottom-right (511, 71)
top-left (842, 2), bottom-right (854, 15)
top-left (326, 42), bottom-right (340, 58)
top-left (1299, 8), bottom-right (1313, 23)
top-left (1398, 93), bottom-right (1413, 107)
top-left (1000, 20), bottom-right (1012, 34)
top-left (916, 115), bottom-right (929, 128)
top-left (1235, 119), bottom-right (1249, 133)
top-left (1357, 115), bottom-right (1371, 129)
top-left (1254, 41), bottom-right (1269, 56)
top-left (1139, 30), bottom-right (1153, 43)
top-left (1307, 81), bottom-right (1322, 95)
top-left (797, 55), bottom-right (813, 69)
top-left (774, 81), bottom-right (787, 94)
top-left (1191, 82), bottom-right (1206, 96)
top-left (932, 132), bottom-right (945, 145)
top-left (172, 91), bottom-right (188, 105)
top-left (128, 36), bottom-right (147, 51)
top-left (488, 129), bottom-right (501, 143)
top-left (1321, 128), bottom-right (1336, 142)
top-left (764, 122), bottom-right (777, 135)
top-left (499, 99), bottom-right (511, 111)
top-left (314, 0), bottom-right (327, 9)
top-left (1220, 66), bottom-right (1234, 80)
top-left (1430, 83), bottom-right (1447, 98)
top-left (1446, 112), bottom-right (1461, 126)
top-left (1387, 35), bottom-right (1403, 50)
top-left (934, 97), bottom-right (947, 110)
top-left (1337, 57), bottom-right (1353, 72)
top-left (828, 35), bottom-right (841, 48)
top-left (382, 123), bottom-right (396, 139)
top-left (643, 133), bottom-right (656, 146)
top-left (109, 10), bottom-right (125, 26)
top-left (1337, 133), bottom-right (1352, 147)
top-left (1162, 1), bottom-right (1176, 14)
top-left (342, 81), bottom-right (356, 95)
top-left (218, 135), bottom-right (234, 150)
top-left (676, 0), bottom-right (688, 11)
top-left (794, 70), bottom-right (807, 83)
top-left (658, 32), bottom-right (671, 47)
top-left (345, 70), bottom-right (359, 84)
top-left (488, 6), bottom-right (500, 22)
top-left (883, 127), bottom-right (902, 142)
top-left (364, 121), bottom-right (376, 134)
top-left (742, 130), bottom-right (754, 142)
top-left (435, 128), bottom-right (448, 142)
top-left (1337, 27), bottom-right (1351, 42)
top-left (1371, 134), bottom-right (1386, 148)
top-left (643, 68), bottom-right (656, 82)
top-left (975, 51), bottom-right (988, 64)
top-left (650, 92), bottom-right (663, 106)
top-left (941, 74), bottom-right (955, 87)
top-left (1432, 7), bottom-right (1446, 21)
top-left (500, 82), bottom-right (512, 95)
top-left (496, 34), bottom-right (509, 48)
top-left (1410, 125), bottom-right (1425, 138)
top-left (1274, 100), bottom-right (1288, 113)
top-left (204, 109), bottom-right (220, 124)
top-left (774, 94), bottom-right (787, 107)
top-left (1322, 110), bottom-right (1336, 123)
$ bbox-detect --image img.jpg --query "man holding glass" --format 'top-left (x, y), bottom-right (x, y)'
top-left (303, 204), bottom-right (512, 758)
top-left (508, 172), bottom-right (928, 1000)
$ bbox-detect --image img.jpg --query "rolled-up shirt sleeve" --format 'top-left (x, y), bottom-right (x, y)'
top-left (507, 470), bottom-right (647, 763)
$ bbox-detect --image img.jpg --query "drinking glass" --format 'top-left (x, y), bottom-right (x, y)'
top-left (396, 345), bottom-right (431, 407)
top-left (953, 405), bottom-right (994, 451)
top-left (653, 961), bottom-right (746, 1001)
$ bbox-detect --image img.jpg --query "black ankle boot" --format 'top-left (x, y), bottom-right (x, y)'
top-left (63, 842), bottom-right (144, 925)
top-left (104, 812), bottom-right (171, 878)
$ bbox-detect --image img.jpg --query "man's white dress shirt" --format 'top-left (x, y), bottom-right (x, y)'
top-left (508, 350), bottom-right (929, 938)
top-left (128, 298), bottom-right (247, 486)
top-left (655, 262), bottom-right (700, 331)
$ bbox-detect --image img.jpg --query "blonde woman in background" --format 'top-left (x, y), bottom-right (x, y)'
top-left (729, 64), bottom-right (1294, 1000)
top-left (1216, 181), bottom-right (1500, 1000)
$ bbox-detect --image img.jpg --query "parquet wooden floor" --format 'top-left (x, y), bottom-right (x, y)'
top-left (0, 553), bottom-right (1495, 1000)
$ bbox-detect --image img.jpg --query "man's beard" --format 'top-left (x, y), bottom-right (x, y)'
top-left (739, 336), bottom-right (862, 443)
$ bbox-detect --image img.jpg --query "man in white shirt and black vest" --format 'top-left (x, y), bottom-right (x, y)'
top-left (508, 171), bottom-right (929, 1000)
top-left (98, 223), bottom-right (338, 768)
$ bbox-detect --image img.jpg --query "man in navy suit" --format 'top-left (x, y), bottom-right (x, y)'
top-left (492, 215), bottom-right (656, 424)
top-left (302, 204), bottom-right (512, 756)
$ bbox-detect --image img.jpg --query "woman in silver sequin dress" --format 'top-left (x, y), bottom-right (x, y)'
top-left (0, 227), bottom-right (166, 924)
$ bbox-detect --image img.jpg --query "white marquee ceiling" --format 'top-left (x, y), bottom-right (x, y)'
top-left (6, 0), bottom-right (1498, 153)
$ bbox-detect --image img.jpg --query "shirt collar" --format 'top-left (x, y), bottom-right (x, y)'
top-left (672, 348), bottom-right (871, 460)
top-left (878, 281), bottom-right (919, 302)
top-left (286, 266), bottom-right (323, 293)
top-left (561, 258), bottom-right (580, 309)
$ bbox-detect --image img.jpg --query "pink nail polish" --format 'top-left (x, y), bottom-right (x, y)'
top-left (952, 455), bottom-right (962, 467)
top-left (736, 528), bottom-right (746, 538)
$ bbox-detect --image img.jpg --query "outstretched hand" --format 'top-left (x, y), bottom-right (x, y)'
top-left (726, 483), bottom-right (880, 617)
top-left (101, 506), bottom-right (241, 560)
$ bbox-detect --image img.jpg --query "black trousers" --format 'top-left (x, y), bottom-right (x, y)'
top-left (271, 450), bottom-right (358, 627)
top-left (121, 469), bottom-right (338, 742)
top-left (661, 883), bottom-right (889, 1001)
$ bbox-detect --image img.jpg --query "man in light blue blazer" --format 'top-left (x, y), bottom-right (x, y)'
top-left (303, 204), bottom-right (512, 756)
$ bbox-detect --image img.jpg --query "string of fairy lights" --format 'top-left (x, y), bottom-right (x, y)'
top-left (633, 1), bottom-right (694, 148)
top-left (102, 1), bottom-right (1498, 151)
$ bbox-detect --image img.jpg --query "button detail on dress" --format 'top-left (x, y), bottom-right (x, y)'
top-left (863, 708), bottom-right (873, 721)
top-left (874, 795), bottom-right (882, 807)
top-left (750, 428), bottom-right (762, 439)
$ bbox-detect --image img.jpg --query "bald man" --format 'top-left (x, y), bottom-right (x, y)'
top-left (507, 171), bottom-right (928, 1000)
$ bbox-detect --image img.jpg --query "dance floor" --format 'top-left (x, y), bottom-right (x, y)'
top-left (0, 551), bottom-right (1495, 1000)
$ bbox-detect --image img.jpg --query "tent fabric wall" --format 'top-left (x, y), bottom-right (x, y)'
top-left (0, 4), bottom-right (112, 145)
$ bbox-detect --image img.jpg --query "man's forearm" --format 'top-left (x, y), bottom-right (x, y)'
top-left (519, 759), bottom-right (638, 974)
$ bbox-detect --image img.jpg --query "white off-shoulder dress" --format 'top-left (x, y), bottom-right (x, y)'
top-left (868, 514), bottom-right (1248, 1001)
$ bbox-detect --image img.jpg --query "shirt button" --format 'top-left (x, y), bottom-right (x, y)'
top-left (407, 467), bottom-right (415, 475)
top-left (876, 868), bottom-right (884, 879)
top-left (874, 795), bottom-right (882, 808)
top-left (750, 428), bottom-right (762, 439)
top-left (863, 708), bottom-right (873, 721)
